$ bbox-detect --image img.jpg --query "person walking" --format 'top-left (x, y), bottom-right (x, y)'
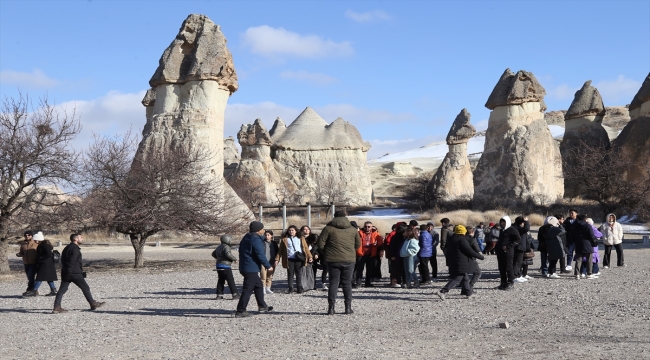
top-left (436, 225), bottom-right (484, 300)
top-left (212, 235), bottom-right (239, 300)
top-left (52, 234), bottom-right (105, 313)
top-left (316, 210), bottom-right (360, 315)
top-left (276, 225), bottom-right (313, 294)
top-left (16, 230), bottom-right (38, 297)
top-left (33, 232), bottom-right (58, 296)
top-left (235, 221), bottom-right (274, 318)
top-left (495, 216), bottom-right (522, 290)
top-left (354, 221), bottom-right (383, 288)
top-left (465, 228), bottom-right (482, 292)
top-left (261, 230), bottom-right (279, 294)
top-left (599, 213), bottom-right (624, 268)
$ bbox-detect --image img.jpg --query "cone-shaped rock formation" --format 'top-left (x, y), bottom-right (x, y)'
top-left (615, 72), bottom-right (650, 183)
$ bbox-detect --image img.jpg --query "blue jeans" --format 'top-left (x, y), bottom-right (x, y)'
top-left (581, 261), bottom-right (600, 275)
top-left (540, 251), bottom-right (549, 275)
top-left (402, 255), bottom-right (419, 284)
top-left (566, 243), bottom-right (575, 267)
top-left (476, 238), bottom-right (485, 252)
top-left (24, 264), bottom-right (37, 291)
top-left (34, 281), bottom-right (56, 291)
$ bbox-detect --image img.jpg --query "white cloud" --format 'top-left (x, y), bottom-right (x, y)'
top-left (344, 9), bottom-right (390, 23)
top-left (595, 75), bottom-right (642, 105)
top-left (279, 70), bottom-right (339, 85)
top-left (241, 25), bottom-right (354, 59)
top-left (0, 68), bottom-right (59, 88)
top-left (547, 83), bottom-right (575, 101)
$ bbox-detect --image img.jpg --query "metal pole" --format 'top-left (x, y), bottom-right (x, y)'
top-left (282, 203), bottom-right (287, 234)
top-left (307, 202), bottom-right (311, 228)
top-left (331, 203), bottom-right (335, 218)
top-left (258, 204), bottom-right (263, 222)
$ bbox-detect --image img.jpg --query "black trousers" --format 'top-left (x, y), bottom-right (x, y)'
top-left (312, 260), bottom-right (328, 287)
top-left (54, 274), bottom-right (95, 307)
top-left (441, 273), bottom-right (471, 294)
top-left (236, 272), bottom-right (267, 312)
top-left (603, 244), bottom-right (624, 267)
top-left (286, 258), bottom-right (303, 291)
top-left (216, 268), bottom-right (237, 295)
top-left (374, 256), bottom-right (382, 279)
top-left (513, 250), bottom-right (524, 278)
top-left (496, 247), bottom-right (515, 286)
top-left (390, 257), bottom-right (405, 284)
top-left (327, 262), bottom-right (354, 306)
top-left (418, 257), bottom-right (431, 282)
top-left (430, 254), bottom-right (438, 278)
top-left (355, 256), bottom-right (374, 285)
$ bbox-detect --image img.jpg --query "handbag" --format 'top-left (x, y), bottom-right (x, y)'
top-left (294, 251), bottom-right (306, 262)
top-left (523, 251), bottom-right (535, 259)
top-left (52, 250), bottom-right (61, 263)
top-left (300, 263), bottom-right (315, 290)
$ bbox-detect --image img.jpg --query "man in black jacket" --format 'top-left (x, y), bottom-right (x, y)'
top-left (495, 216), bottom-right (521, 290)
top-left (53, 234), bottom-right (105, 313)
top-left (512, 216), bottom-right (531, 282)
top-left (436, 225), bottom-right (484, 300)
top-left (562, 209), bottom-right (579, 271)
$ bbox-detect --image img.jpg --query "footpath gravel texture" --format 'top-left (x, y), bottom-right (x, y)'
top-left (2, 244), bottom-right (650, 359)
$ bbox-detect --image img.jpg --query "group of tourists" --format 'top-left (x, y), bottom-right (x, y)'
top-left (14, 208), bottom-right (626, 317)
top-left (216, 209), bottom-right (627, 316)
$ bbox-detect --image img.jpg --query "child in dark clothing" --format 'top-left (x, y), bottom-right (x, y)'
top-left (212, 235), bottom-right (239, 300)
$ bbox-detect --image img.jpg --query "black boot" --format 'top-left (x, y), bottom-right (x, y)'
top-left (327, 303), bottom-right (335, 315)
top-left (344, 302), bottom-right (354, 315)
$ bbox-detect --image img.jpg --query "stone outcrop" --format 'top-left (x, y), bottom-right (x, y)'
top-left (382, 162), bottom-right (416, 177)
top-left (560, 81), bottom-right (611, 197)
top-left (428, 109), bottom-right (476, 202)
top-left (229, 107), bottom-right (373, 206)
top-left (223, 136), bottom-right (239, 177)
top-left (137, 14), bottom-right (252, 219)
top-left (474, 68), bottom-right (564, 206)
top-left (615, 72), bottom-right (650, 183)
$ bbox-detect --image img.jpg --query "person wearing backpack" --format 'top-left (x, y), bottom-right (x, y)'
top-left (212, 235), bottom-right (239, 300)
top-left (33, 232), bottom-right (58, 296)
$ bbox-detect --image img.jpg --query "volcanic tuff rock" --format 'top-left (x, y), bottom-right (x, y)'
top-left (269, 117), bottom-right (287, 142)
top-left (138, 14), bottom-right (252, 220)
top-left (474, 69), bottom-right (564, 206)
top-left (485, 68), bottom-right (547, 111)
top-left (561, 81), bottom-right (611, 197)
top-left (223, 137), bottom-right (240, 178)
top-left (429, 109), bottom-right (476, 202)
top-left (615, 72), bottom-right (650, 183)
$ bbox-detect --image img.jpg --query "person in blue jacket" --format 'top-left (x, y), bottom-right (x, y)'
top-left (235, 221), bottom-right (274, 318)
top-left (417, 224), bottom-right (434, 284)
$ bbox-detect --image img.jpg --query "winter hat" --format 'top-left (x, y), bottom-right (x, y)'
top-left (32, 231), bottom-right (45, 241)
top-left (489, 222), bottom-right (495, 227)
top-left (249, 221), bottom-right (264, 233)
top-left (453, 225), bottom-right (467, 235)
top-left (546, 217), bottom-right (559, 227)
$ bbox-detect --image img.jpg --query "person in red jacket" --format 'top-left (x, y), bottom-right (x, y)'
top-left (353, 221), bottom-right (383, 288)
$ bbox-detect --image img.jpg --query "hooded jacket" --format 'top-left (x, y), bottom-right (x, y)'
top-left (537, 224), bottom-right (551, 252)
top-left (445, 234), bottom-right (484, 274)
top-left (599, 213), bottom-right (624, 246)
top-left (316, 216), bottom-right (361, 263)
top-left (238, 232), bottom-right (272, 273)
top-left (496, 216), bottom-right (520, 251)
top-left (545, 226), bottom-right (567, 261)
top-left (574, 220), bottom-right (597, 255)
top-left (212, 237), bottom-right (237, 269)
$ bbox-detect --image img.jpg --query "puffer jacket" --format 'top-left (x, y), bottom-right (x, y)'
top-left (467, 234), bottom-right (482, 273)
top-left (238, 232), bottom-right (271, 273)
top-left (418, 230), bottom-right (434, 258)
top-left (574, 220), bottom-right (597, 255)
top-left (496, 216), bottom-right (520, 251)
top-left (445, 235), bottom-right (484, 274)
top-left (212, 237), bottom-right (237, 269)
top-left (316, 216), bottom-right (361, 263)
top-left (599, 213), bottom-right (624, 245)
top-left (545, 226), bottom-right (566, 261)
top-left (356, 229), bottom-right (383, 257)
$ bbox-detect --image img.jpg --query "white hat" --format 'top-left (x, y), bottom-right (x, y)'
top-left (32, 231), bottom-right (45, 241)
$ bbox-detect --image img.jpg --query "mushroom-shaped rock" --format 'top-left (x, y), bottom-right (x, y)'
top-left (565, 81), bottom-right (606, 119)
top-left (485, 68), bottom-right (547, 110)
top-left (446, 108), bottom-right (476, 145)
top-left (149, 14), bottom-right (238, 94)
top-left (237, 119), bottom-right (273, 147)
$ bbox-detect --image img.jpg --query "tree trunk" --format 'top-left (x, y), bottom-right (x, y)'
top-left (130, 234), bottom-right (147, 268)
top-left (0, 238), bottom-right (10, 274)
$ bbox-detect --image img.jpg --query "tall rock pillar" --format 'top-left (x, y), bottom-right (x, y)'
top-left (615, 72), bottom-right (650, 182)
top-left (428, 108), bottom-right (476, 203)
top-left (473, 68), bottom-right (564, 206)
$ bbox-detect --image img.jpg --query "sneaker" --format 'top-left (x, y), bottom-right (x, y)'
top-left (436, 292), bottom-right (446, 301)
top-left (549, 273), bottom-right (561, 279)
top-left (586, 275), bottom-right (597, 279)
top-left (391, 283), bottom-right (401, 288)
top-left (580, 274), bottom-right (586, 278)
top-left (52, 306), bottom-right (68, 314)
top-left (575, 275), bottom-right (580, 280)
top-left (618, 264), bottom-right (627, 267)
top-left (216, 295), bottom-right (224, 300)
top-left (90, 301), bottom-right (105, 310)
top-left (45, 289), bottom-right (57, 296)
top-left (514, 277), bottom-right (527, 283)
top-left (524, 275), bottom-right (533, 280)
top-left (266, 288), bottom-right (274, 294)
top-left (258, 306), bottom-right (274, 312)
top-left (321, 285), bottom-right (328, 291)
top-left (544, 274), bottom-right (550, 278)
top-left (593, 272), bottom-right (602, 276)
top-left (565, 266), bottom-right (572, 271)
top-left (234, 311), bottom-right (251, 318)
top-left (603, 266), bottom-right (609, 269)
top-left (232, 294), bottom-right (240, 300)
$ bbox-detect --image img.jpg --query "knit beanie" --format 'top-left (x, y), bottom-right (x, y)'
top-left (249, 221), bottom-right (264, 233)
top-left (546, 216), bottom-right (559, 227)
top-left (453, 225), bottom-right (467, 235)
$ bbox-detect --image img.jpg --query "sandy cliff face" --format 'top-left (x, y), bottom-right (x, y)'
top-left (474, 69), bottom-right (564, 206)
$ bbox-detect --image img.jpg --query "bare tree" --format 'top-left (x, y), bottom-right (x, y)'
top-left (228, 176), bottom-right (267, 209)
top-left (400, 171), bottom-right (434, 209)
top-left (564, 140), bottom-right (650, 218)
top-left (81, 131), bottom-right (249, 268)
top-left (0, 93), bottom-right (80, 273)
top-left (310, 172), bottom-right (352, 205)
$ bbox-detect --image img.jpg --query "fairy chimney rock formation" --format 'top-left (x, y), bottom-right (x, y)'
top-left (269, 117), bottom-right (287, 142)
top-left (615, 72), bottom-right (650, 183)
top-left (137, 14), bottom-right (252, 218)
top-left (428, 109), bottom-right (476, 202)
top-left (474, 68), bottom-right (564, 205)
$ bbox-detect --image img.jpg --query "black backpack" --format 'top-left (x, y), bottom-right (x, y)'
top-left (52, 250), bottom-right (61, 263)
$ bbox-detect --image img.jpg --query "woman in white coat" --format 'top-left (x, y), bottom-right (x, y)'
top-left (599, 213), bottom-right (624, 268)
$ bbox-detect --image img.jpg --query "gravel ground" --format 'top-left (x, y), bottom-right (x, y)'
top-left (2, 244), bottom-right (650, 359)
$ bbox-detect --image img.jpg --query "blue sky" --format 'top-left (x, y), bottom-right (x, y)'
top-left (1, 0), bottom-right (649, 158)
